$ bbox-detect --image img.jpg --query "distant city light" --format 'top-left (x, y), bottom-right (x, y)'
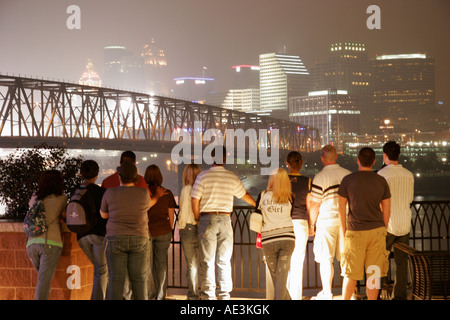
top-left (376, 53), bottom-right (426, 60)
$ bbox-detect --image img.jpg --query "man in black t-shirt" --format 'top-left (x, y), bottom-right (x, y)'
top-left (338, 147), bottom-right (391, 300)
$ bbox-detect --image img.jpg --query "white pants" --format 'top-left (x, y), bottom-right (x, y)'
top-left (287, 219), bottom-right (309, 300)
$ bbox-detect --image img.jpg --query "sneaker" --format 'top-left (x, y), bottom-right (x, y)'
top-left (311, 291), bottom-right (333, 300)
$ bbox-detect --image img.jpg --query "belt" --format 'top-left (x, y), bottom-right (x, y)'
top-left (201, 211), bottom-right (230, 216)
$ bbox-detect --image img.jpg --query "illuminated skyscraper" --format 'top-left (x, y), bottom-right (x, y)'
top-left (373, 53), bottom-right (435, 133)
top-left (289, 89), bottom-right (360, 151)
top-left (141, 39), bottom-right (169, 95)
top-left (310, 43), bottom-right (373, 133)
top-left (79, 59), bottom-right (102, 87)
top-left (259, 53), bottom-right (310, 119)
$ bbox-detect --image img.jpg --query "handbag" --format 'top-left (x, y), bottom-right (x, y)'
top-left (250, 190), bottom-right (265, 233)
top-left (249, 212), bottom-right (262, 233)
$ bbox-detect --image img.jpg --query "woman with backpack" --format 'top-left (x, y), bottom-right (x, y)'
top-left (26, 170), bottom-right (67, 300)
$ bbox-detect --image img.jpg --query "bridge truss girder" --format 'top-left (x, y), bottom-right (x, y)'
top-left (0, 74), bottom-right (320, 153)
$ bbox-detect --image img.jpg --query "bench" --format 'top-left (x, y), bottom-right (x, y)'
top-left (394, 242), bottom-right (450, 300)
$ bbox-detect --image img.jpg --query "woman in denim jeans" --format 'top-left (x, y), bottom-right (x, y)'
top-left (100, 162), bottom-right (151, 300)
top-left (178, 164), bottom-right (201, 300)
top-left (26, 170), bottom-right (67, 300)
top-left (75, 160), bottom-right (108, 300)
top-left (145, 164), bottom-right (176, 300)
top-left (257, 168), bottom-right (296, 300)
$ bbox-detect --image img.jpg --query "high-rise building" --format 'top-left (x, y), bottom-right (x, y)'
top-left (310, 43), bottom-right (373, 133)
top-left (259, 53), bottom-right (310, 120)
top-left (232, 65), bottom-right (260, 89)
top-left (141, 39), bottom-right (169, 95)
top-left (220, 89), bottom-right (260, 112)
top-left (79, 59), bottom-right (102, 87)
top-left (103, 45), bottom-right (145, 92)
top-left (173, 77), bottom-right (215, 103)
top-left (372, 53), bottom-right (436, 133)
top-left (289, 89), bottom-right (360, 151)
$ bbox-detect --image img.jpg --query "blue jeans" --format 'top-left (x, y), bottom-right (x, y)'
top-left (150, 232), bottom-right (172, 300)
top-left (78, 234), bottom-right (108, 300)
top-left (180, 224), bottom-right (199, 300)
top-left (26, 244), bottom-right (62, 300)
top-left (198, 214), bottom-right (234, 300)
top-left (105, 235), bottom-right (150, 300)
top-left (263, 240), bottom-right (295, 300)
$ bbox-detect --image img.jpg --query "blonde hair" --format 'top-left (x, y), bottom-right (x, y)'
top-left (267, 168), bottom-right (292, 204)
top-left (182, 164), bottom-right (201, 186)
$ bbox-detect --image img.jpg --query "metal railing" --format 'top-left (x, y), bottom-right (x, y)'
top-left (167, 200), bottom-right (450, 294)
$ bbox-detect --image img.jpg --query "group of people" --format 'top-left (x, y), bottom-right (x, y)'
top-left (25, 140), bottom-right (414, 301)
top-left (255, 141), bottom-right (413, 300)
top-left (26, 151), bottom-right (174, 300)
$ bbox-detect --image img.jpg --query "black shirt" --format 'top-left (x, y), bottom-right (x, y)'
top-left (289, 173), bottom-right (311, 221)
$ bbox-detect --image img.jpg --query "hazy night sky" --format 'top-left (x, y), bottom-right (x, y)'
top-left (0, 0), bottom-right (449, 106)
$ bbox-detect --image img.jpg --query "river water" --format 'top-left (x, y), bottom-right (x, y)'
top-left (0, 149), bottom-right (449, 216)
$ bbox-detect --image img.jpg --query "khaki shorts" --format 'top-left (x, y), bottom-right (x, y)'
top-left (340, 227), bottom-right (390, 281)
top-left (313, 224), bottom-right (343, 263)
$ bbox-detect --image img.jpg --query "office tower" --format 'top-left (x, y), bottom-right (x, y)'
top-left (103, 45), bottom-right (145, 92)
top-left (220, 89), bottom-right (260, 112)
top-left (173, 77), bottom-right (215, 103)
top-left (373, 53), bottom-right (436, 133)
top-left (141, 39), bottom-right (169, 95)
top-left (79, 59), bottom-right (102, 87)
top-left (259, 53), bottom-right (310, 120)
top-left (310, 43), bottom-right (373, 133)
top-left (289, 89), bottom-right (360, 152)
top-left (210, 65), bottom-right (260, 112)
top-left (232, 65), bottom-right (260, 89)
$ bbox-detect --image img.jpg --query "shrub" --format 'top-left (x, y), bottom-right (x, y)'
top-left (0, 143), bottom-right (83, 219)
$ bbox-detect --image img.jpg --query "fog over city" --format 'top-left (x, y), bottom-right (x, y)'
top-left (0, 0), bottom-right (449, 104)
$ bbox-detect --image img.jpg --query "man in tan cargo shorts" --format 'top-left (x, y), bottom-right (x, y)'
top-left (337, 147), bottom-right (391, 300)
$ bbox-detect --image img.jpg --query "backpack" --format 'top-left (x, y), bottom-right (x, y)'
top-left (23, 199), bottom-right (47, 237)
top-left (66, 187), bottom-right (97, 234)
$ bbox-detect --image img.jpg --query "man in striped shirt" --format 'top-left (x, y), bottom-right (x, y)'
top-left (377, 141), bottom-right (414, 300)
top-left (309, 145), bottom-right (351, 300)
top-left (192, 146), bottom-right (256, 300)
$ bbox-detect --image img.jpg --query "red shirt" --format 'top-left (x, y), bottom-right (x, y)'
top-left (101, 172), bottom-right (150, 193)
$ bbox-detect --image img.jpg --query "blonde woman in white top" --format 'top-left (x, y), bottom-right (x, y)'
top-left (178, 164), bottom-right (201, 300)
top-left (258, 168), bottom-right (295, 300)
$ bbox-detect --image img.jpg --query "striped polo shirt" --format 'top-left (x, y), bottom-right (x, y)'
top-left (191, 166), bottom-right (247, 213)
top-left (311, 164), bottom-right (351, 226)
top-left (377, 164), bottom-right (414, 236)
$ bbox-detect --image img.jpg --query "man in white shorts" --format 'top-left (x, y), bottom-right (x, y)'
top-left (309, 145), bottom-right (351, 300)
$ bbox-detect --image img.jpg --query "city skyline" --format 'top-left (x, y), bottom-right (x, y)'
top-left (0, 0), bottom-right (448, 108)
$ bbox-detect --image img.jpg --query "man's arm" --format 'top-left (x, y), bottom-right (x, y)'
top-left (100, 210), bottom-right (109, 219)
top-left (309, 200), bottom-right (321, 236)
top-left (338, 196), bottom-right (348, 236)
top-left (192, 197), bottom-right (201, 221)
top-left (381, 197), bottom-right (391, 228)
top-left (241, 191), bottom-right (256, 207)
